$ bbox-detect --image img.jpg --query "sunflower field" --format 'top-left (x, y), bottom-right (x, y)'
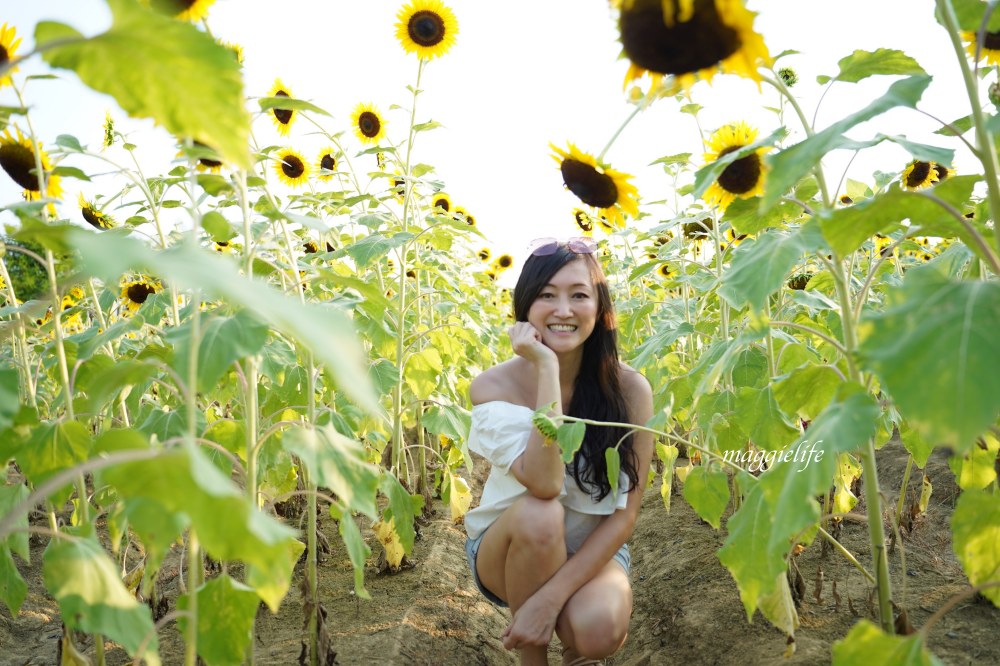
top-left (0, 0), bottom-right (998, 665)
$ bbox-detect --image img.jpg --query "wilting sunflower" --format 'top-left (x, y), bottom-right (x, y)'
top-left (573, 208), bottom-right (594, 234)
top-left (120, 277), bottom-right (161, 313)
top-left (478, 247), bottom-right (491, 262)
top-left (702, 121), bottom-right (768, 211)
top-left (267, 79), bottom-right (297, 136)
top-left (494, 254), bottom-right (514, 272)
top-left (901, 160), bottom-right (938, 191)
top-left (147, 0), bottom-right (216, 22)
top-left (352, 103), bottom-right (387, 145)
top-left (431, 192), bottom-right (451, 212)
top-left (395, 0), bottom-right (459, 60)
top-left (963, 29), bottom-right (1000, 65)
top-left (618, 0), bottom-right (771, 91)
top-left (551, 143), bottom-right (639, 229)
top-left (0, 23), bottom-right (23, 89)
top-left (933, 163), bottom-right (955, 183)
top-left (274, 149), bottom-right (309, 187)
top-left (316, 149), bottom-right (338, 181)
top-left (78, 194), bottom-right (116, 230)
top-left (0, 128), bottom-right (63, 211)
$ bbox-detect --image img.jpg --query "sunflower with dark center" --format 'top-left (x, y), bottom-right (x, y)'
top-left (432, 192), bottom-right (451, 212)
top-left (214, 241), bottom-right (232, 254)
top-left (901, 160), bottom-right (938, 191)
top-left (873, 234), bottom-right (894, 258)
top-left (274, 149), bottom-right (309, 187)
top-left (395, 0), bottom-right (459, 60)
top-left (573, 208), bottom-right (594, 233)
top-left (120, 277), bottom-right (161, 313)
top-left (703, 121), bottom-right (768, 210)
top-left (839, 195), bottom-right (854, 205)
top-left (192, 141), bottom-right (223, 173)
top-left (933, 163), bottom-right (955, 183)
top-left (618, 0), bottom-right (770, 91)
top-left (0, 23), bottom-right (23, 89)
top-left (390, 175), bottom-right (407, 203)
top-left (352, 103), bottom-right (387, 145)
top-left (494, 254), bottom-right (514, 271)
top-left (0, 128), bottom-right (63, 212)
top-left (478, 248), bottom-right (491, 262)
top-left (551, 143), bottom-right (638, 229)
top-left (657, 263), bottom-right (676, 279)
top-left (683, 217), bottom-right (713, 238)
top-left (267, 79), bottom-right (297, 136)
top-left (963, 29), bottom-right (1000, 65)
top-left (787, 273), bottom-right (812, 290)
top-left (78, 194), bottom-right (116, 230)
top-left (722, 227), bottom-right (747, 250)
top-left (317, 149), bottom-right (338, 181)
top-left (148, 0), bottom-right (216, 22)
top-left (303, 240), bottom-right (319, 254)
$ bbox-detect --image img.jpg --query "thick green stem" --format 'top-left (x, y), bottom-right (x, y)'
top-left (0, 255), bottom-right (38, 407)
top-left (184, 532), bottom-right (200, 666)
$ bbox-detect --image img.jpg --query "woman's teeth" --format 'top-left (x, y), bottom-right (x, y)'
top-left (548, 324), bottom-right (577, 332)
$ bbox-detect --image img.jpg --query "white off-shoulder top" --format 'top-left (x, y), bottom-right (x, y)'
top-left (463, 401), bottom-right (629, 553)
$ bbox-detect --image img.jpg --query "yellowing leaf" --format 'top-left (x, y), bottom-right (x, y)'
top-left (951, 490), bottom-right (1000, 606)
top-left (656, 443), bottom-right (679, 512)
top-left (448, 472), bottom-right (472, 523)
top-left (373, 518), bottom-right (405, 569)
top-left (832, 453), bottom-right (862, 515)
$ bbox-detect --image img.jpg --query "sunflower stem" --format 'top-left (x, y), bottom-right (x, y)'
top-left (0, 255), bottom-right (38, 408)
top-left (598, 92), bottom-right (652, 163)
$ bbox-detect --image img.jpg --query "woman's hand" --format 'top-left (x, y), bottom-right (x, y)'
top-left (501, 591), bottom-right (561, 651)
top-left (508, 321), bottom-right (557, 366)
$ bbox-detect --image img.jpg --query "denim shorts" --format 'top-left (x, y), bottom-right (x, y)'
top-left (464, 531), bottom-right (631, 608)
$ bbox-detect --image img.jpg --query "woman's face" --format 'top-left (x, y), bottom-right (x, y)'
top-left (527, 258), bottom-right (599, 353)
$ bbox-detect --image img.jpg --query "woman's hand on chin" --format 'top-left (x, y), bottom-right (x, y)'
top-left (508, 321), bottom-right (557, 367)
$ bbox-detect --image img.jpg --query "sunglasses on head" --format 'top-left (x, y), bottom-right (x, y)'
top-left (527, 236), bottom-right (598, 257)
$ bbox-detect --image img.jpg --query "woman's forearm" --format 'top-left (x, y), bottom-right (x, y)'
top-left (513, 358), bottom-right (566, 498)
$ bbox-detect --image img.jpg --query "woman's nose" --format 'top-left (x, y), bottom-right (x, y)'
top-left (554, 296), bottom-right (572, 316)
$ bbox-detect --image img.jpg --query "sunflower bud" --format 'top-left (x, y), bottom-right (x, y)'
top-left (989, 81), bottom-right (1000, 110)
top-left (778, 67), bottom-right (798, 87)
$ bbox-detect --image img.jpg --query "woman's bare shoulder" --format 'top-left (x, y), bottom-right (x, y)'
top-left (618, 362), bottom-right (652, 401)
top-left (469, 359), bottom-right (528, 406)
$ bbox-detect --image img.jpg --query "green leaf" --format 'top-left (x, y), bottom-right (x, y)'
top-left (941, 0), bottom-right (1000, 32)
top-left (44, 534), bottom-right (160, 665)
top-left (605, 447), bottom-right (621, 497)
top-left (0, 367), bottom-right (19, 431)
top-left (403, 347), bottom-right (442, 397)
top-left (681, 465), bottom-right (729, 529)
top-left (337, 514), bottom-right (371, 599)
top-left (655, 443), bottom-right (679, 512)
top-left (282, 425), bottom-right (380, 519)
top-left (817, 49), bottom-right (926, 85)
top-left (763, 76), bottom-right (932, 210)
top-left (0, 483), bottom-right (31, 560)
top-left (733, 386), bottom-right (799, 451)
top-left (0, 545), bottom-right (27, 616)
top-left (18, 421), bottom-right (92, 491)
top-left (343, 232), bottom-right (412, 269)
top-left (257, 95), bottom-right (331, 116)
top-left (630, 322), bottom-right (694, 369)
top-left (952, 490), bottom-right (1000, 606)
top-left (723, 197), bottom-right (799, 235)
top-left (773, 365), bottom-right (841, 421)
top-left (169, 310), bottom-right (269, 393)
top-left (421, 404), bottom-right (472, 474)
top-left (948, 435), bottom-right (999, 490)
top-left (69, 229), bottom-right (379, 414)
top-left (858, 267), bottom-right (1000, 454)
top-left (36, 0), bottom-right (250, 167)
top-left (899, 421), bottom-right (935, 468)
top-left (380, 472), bottom-right (423, 556)
top-left (76, 357), bottom-right (157, 415)
top-left (121, 497), bottom-right (188, 588)
top-left (177, 575), bottom-right (259, 666)
top-left (878, 134), bottom-right (954, 165)
top-left (719, 224), bottom-right (823, 311)
top-left (693, 126), bottom-right (788, 199)
top-left (51, 165), bottom-right (91, 181)
top-left (557, 421), bottom-right (587, 464)
top-left (368, 359), bottom-right (400, 396)
top-left (832, 620), bottom-right (944, 665)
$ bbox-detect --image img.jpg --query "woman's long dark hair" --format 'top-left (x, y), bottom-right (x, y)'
top-left (513, 246), bottom-right (639, 501)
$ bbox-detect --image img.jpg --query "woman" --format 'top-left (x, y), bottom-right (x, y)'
top-left (464, 237), bottom-right (655, 666)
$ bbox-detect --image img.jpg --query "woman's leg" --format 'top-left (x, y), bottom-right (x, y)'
top-left (555, 559), bottom-right (632, 660)
top-left (476, 495), bottom-right (567, 665)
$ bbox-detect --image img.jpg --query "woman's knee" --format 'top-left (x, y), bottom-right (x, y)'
top-left (508, 496), bottom-right (564, 549)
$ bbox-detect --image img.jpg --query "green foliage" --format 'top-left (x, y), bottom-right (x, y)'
top-left (832, 620), bottom-right (943, 665)
top-left (951, 490), bottom-right (1000, 606)
top-left (718, 223), bottom-right (823, 310)
top-left (177, 575), bottom-right (259, 666)
top-left (816, 48), bottom-right (927, 85)
top-left (681, 465), bottom-right (729, 529)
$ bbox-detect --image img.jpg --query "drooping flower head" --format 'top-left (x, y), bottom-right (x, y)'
top-left (316, 148), bottom-right (338, 181)
top-left (478, 247), bottom-right (491, 262)
top-left (192, 141), bottom-right (223, 173)
top-left (267, 79), bottom-right (296, 136)
top-left (551, 143), bottom-right (639, 229)
top-left (962, 29), bottom-right (1000, 66)
top-left (0, 128), bottom-right (63, 212)
top-left (431, 192), bottom-right (451, 212)
top-left (0, 23), bottom-right (23, 89)
top-left (617, 0), bottom-right (771, 91)
top-left (573, 208), bottom-right (595, 234)
top-left (147, 0), bottom-right (217, 22)
top-left (351, 102), bottom-right (387, 145)
top-left (933, 163), bottom-right (955, 183)
top-left (78, 194), bottom-right (116, 230)
top-left (702, 121), bottom-right (768, 211)
top-left (395, 0), bottom-right (459, 60)
top-left (274, 148), bottom-right (309, 187)
top-left (901, 160), bottom-right (939, 191)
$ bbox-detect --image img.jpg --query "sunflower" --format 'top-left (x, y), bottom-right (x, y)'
top-left (213, 240), bottom-right (232, 254)
top-left (1, 23), bottom-right (23, 89)
top-left (720, 227), bottom-right (747, 251)
top-left (839, 194), bottom-right (853, 205)
top-left (494, 254), bottom-right (514, 272)
top-left (551, 143), bottom-right (639, 229)
top-left (120, 277), bottom-right (161, 313)
top-left (148, 0), bottom-right (216, 22)
top-left (352, 103), bottom-right (387, 145)
top-left (901, 160), bottom-right (938, 191)
top-left (395, 0), bottom-right (459, 60)
top-left (377, 152), bottom-right (388, 171)
top-left (431, 192), bottom-right (451, 212)
top-left (78, 194), bottom-right (116, 230)
top-left (316, 149), bottom-right (338, 181)
top-left (618, 0), bottom-right (771, 91)
top-left (933, 163), bottom-right (955, 183)
top-left (657, 263), bottom-right (677, 279)
top-left (963, 29), bottom-right (1000, 66)
top-left (0, 128), bottom-right (62, 212)
top-left (191, 141), bottom-right (223, 173)
top-left (453, 205), bottom-right (475, 226)
top-left (102, 112), bottom-right (116, 150)
top-left (683, 217), bottom-right (713, 238)
top-left (573, 208), bottom-right (594, 234)
top-left (267, 79), bottom-right (296, 136)
top-left (274, 149), bottom-right (309, 187)
top-left (218, 39), bottom-right (244, 66)
top-left (702, 121), bottom-right (768, 211)
top-left (873, 234), bottom-right (894, 258)
top-left (390, 174), bottom-right (407, 203)
top-left (478, 247), bottom-right (491, 262)
top-left (303, 240), bottom-right (319, 254)
top-left (596, 213), bottom-right (616, 234)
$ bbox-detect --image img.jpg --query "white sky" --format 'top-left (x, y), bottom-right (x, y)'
top-left (0, 0), bottom-right (979, 270)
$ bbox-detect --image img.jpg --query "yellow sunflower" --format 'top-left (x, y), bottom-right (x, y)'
top-left (377, 152), bottom-right (388, 171)
top-left (267, 79), bottom-right (296, 136)
top-left (657, 263), bottom-right (677, 279)
top-left (618, 0), bottom-right (771, 91)
top-left (147, 0), bottom-right (216, 22)
top-left (274, 149), bottom-right (309, 187)
top-left (720, 227), bottom-right (747, 251)
top-left (390, 174), bottom-right (406, 203)
top-left (596, 213), bottom-right (616, 234)
top-left (494, 254), bottom-right (514, 272)
top-left (932, 163), bottom-right (955, 183)
top-left (317, 148), bottom-right (338, 181)
top-left (352, 103), bottom-right (387, 145)
top-left (963, 30), bottom-right (1000, 65)
top-left (573, 208), bottom-right (595, 234)
top-left (218, 39), bottom-right (244, 66)
top-left (478, 247), bottom-right (491, 262)
top-left (0, 23), bottom-right (23, 89)
top-left (551, 143), bottom-right (639, 229)
top-left (120, 277), bottom-right (161, 314)
top-left (431, 192), bottom-right (451, 212)
top-left (395, 0), bottom-right (459, 60)
top-left (873, 234), bottom-right (894, 258)
top-left (702, 121), bottom-right (768, 211)
top-left (0, 128), bottom-right (62, 212)
top-left (214, 240), bottom-right (232, 254)
top-left (901, 160), bottom-right (938, 191)
top-left (78, 194), bottom-right (116, 230)
top-left (191, 141), bottom-right (223, 173)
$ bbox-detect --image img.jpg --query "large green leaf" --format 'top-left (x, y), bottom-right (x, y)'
top-left (733, 386), bottom-right (799, 451)
top-left (940, 0), bottom-right (1000, 32)
top-left (816, 49), bottom-right (927, 84)
top-left (17, 421), bottom-right (92, 495)
top-left (282, 425), bottom-right (380, 519)
top-left (168, 309), bottom-right (269, 392)
top-left (630, 321), bottom-right (694, 369)
top-left (951, 490), bottom-right (1000, 606)
top-left (44, 534), bottom-right (160, 665)
top-left (832, 620), bottom-right (943, 665)
top-left (380, 472), bottom-right (424, 556)
top-left (773, 365), bottom-right (841, 421)
top-left (403, 347), bottom-right (443, 397)
top-left (0, 368), bottom-right (19, 430)
top-left (337, 515), bottom-right (372, 599)
top-left (762, 76), bottom-right (932, 210)
top-left (719, 223), bottom-right (823, 311)
top-left (681, 465), bottom-right (729, 529)
top-left (0, 545), bottom-right (27, 616)
top-left (422, 404), bottom-right (472, 473)
top-left (723, 197), bottom-right (800, 235)
top-left (0, 483), bottom-right (30, 560)
top-left (121, 497), bottom-right (189, 589)
top-left (858, 267), bottom-right (1000, 455)
top-left (69, 229), bottom-right (379, 414)
top-left (36, 0), bottom-right (249, 168)
top-left (177, 575), bottom-right (259, 666)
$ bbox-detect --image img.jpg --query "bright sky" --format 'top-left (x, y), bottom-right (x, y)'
top-left (0, 0), bottom-right (978, 272)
